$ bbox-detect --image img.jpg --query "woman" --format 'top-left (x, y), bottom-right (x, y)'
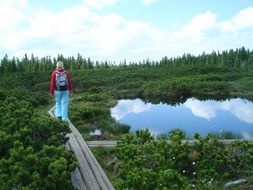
top-left (50, 61), bottom-right (73, 121)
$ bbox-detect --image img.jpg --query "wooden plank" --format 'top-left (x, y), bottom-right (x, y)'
top-left (68, 120), bottom-right (115, 190)
top-left (224, 179), bottom-right (247, 189)
top-left (68, 119), bottom-right (83, 138)
top-left (76, 136), bottom-right (115, 190)
top-left (87, 139), bottom-right (253, 148)
top-left (87, 141), bottom-right (117, 148)
top-left (66, 142), bottom-right (87, 190)
top-left (49, 107), bottom-right (91, 189)
top-left (47, 106), bottom-right (55, 117)
top-left (68, 134), bottom-right (100, 190)
top-left (70, 168), bottom-right (88, 190)
top-left (49, 108), bottom-right (101, 189)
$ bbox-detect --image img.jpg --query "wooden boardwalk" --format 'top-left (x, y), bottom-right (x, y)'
top-left (48, 107), bottom-right (115, 190)
top-left (87, 141), bottom-right (118, 148)
top-left (87, 139), bottom-right (252, 148)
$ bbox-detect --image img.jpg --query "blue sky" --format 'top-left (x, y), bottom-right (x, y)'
top-left (1, 0), bottom-right (253, 62)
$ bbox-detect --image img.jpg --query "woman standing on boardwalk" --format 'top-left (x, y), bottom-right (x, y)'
top-left (50, 61), bottom-right (73, 121)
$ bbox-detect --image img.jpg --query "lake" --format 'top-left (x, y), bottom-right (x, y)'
top-left (110, 98), bottom-right (253, 139)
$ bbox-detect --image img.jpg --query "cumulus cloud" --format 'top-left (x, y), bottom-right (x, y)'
top-left (0, 0), bottom-right (166, 59)
top-left (0, 0), bottom-right (29, 53)
top-left (173, 11), bottom-right (217, 39)
top-left (0, 0), bottom-right (253, 62)
top-left (220, 7), bottom-right (253, 32)
top-left (158, 8), bottom-right (253, 59)
top-left (110, 99), bottom-right (151, 120)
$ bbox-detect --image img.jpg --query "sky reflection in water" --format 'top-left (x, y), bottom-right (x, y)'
top-left (110, 98), bottom-right (253, 138)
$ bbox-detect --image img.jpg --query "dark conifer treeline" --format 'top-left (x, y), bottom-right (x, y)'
top-left (160, 46), bottom-right (253, 68)
top-left (1, 47), bottom-right (253, 73)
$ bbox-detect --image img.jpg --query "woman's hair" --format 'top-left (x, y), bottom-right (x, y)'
top-left (56, 61), bottom-right (64, 68)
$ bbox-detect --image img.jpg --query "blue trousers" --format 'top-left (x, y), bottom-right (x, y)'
top-left (54, 90), bottom-right (69, 121)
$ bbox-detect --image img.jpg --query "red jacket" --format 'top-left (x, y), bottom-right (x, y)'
top-left (50, 68), bottom-right (73, 95)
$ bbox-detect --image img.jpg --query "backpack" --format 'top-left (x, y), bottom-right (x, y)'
top-left (55, 71), bottom-right (68, 91)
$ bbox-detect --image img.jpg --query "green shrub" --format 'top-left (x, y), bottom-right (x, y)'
top-left (113, 130), bottom-right (253, 189)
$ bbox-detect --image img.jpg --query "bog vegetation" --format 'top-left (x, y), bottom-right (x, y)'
top-left (114, 130), bottom-right (253, 189)
top-left (0, 89), bottom-right (77, 189)
top-left (0, 47), bottom-right (253, 189)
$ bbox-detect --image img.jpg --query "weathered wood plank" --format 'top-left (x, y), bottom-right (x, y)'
top-left (48, 107), bottom-right (116, 190)
top-left (87, 141), bottom-right (117, 148)
top-left (49, 107), bottom-right (93, 189)
top-left (70, 168), bottom-right (88, 190)
top-left (87, 139), bottom-right (253, 148)
top-left (68, 120), bottom-right (115, 190)
top-left (68, 134), bottom-right (100, 190)
top-left (66, 142), bottom-right (87, 190)
top-left (47, 106), bottom-right (55, 118)
top-left (76, 135), bottom-right (115, 190)
top-left (67, 119), bottom-right (83, 138)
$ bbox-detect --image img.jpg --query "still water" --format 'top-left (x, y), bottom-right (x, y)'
top-left (110, 98), bottom-right (253, 138)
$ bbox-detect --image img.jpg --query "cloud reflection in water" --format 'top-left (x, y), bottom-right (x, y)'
top-left (111, 99), bottom-right (151, 120)
top-left (184, 98), bottom-right (253, 124)
top-left (110, 98), bottom-right (253, 137)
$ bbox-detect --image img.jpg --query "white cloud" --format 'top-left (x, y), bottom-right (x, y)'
top-left (0, 0), bottom-right (168, 60)
top-left (220, 7), bottom-right (253, 32)
top-left (110, 99), bottom-right (151, 120)
top-left (141, 0), bottom-right (159, 5)
top-left (174, 11), bottom-right (217, 39)
top-left (0, 0), bottom-right (139, 58)
top-left (0, 0), bottom-right (29, 51)
top-left (162, 8), bottom-right (253, 58)
top-left (0, 0), bottom-right (253, 62)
